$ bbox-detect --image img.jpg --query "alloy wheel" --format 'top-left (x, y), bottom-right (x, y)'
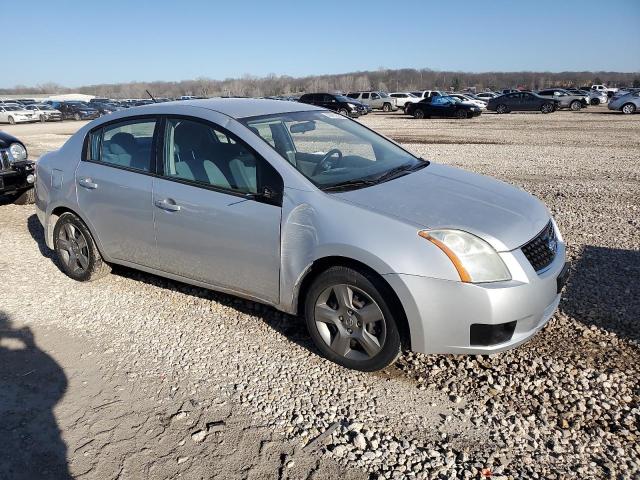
top-left (314, 284), bottom-right (386, 361)
top-left (622, 103), bottom-right (636, 114)
top-left (57, 223), bottom-right (90, 274)
top-left (496, 105), bottom-right (507, 114)
top-left (414, 109), bottom-right (425, 119)
top-left (541, 103), bottom-right (554, 113)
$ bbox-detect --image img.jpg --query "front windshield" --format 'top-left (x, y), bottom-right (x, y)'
top-left (241, 110), bottom-right (424, 190)
top-left (335, 95), bottom-right (354, 103)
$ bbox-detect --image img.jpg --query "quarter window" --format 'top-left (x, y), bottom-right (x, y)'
top-left (163, 118), bottom-right (259, 194)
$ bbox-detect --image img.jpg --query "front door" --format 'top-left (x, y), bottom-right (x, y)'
top-left (153, 117), bottom-right (282, 304)
top-left (75, 117), bottom-right (158, 266)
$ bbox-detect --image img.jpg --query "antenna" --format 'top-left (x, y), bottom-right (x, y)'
top-left (146, 90), bottom-right (157, 103)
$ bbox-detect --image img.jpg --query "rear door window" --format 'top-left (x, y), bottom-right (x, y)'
top-left (87, 118), bottom-right (157, 172)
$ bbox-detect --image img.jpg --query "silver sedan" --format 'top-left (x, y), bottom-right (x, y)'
top-left (35, 99), bottom-right (568, 371)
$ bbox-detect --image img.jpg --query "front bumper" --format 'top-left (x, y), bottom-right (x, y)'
top-left (385, 237), bottom-right (567, 355)
top-left (0, 162), bottom-right (36, 194)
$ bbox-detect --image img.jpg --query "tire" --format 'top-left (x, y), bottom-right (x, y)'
top-left (382, 103), bottom-right (391, 112)
top-left (590, 98), bottom-right (600, 106)
top-left (304, 266), bottom-right (402, 371)
top-left (40, 115), bottom-right (46, 123)
top-left (622, 103), bottom-right (636, 114)
top-left (13, 188), bottom-right (35, 205)
top-left (496, 104), bottom-right (508, 114)
top-left (53, 212), bottom-right (111, 282)
top-left (8, 116), bottom-right (15, 125)
top-left (337, 108), bottom-right (349, 116)
top-left (541, 103), bottom-right (554, 114)
top-left (570, 100), bottom-right (582, 111)
top-left (414, 109), bottom-right (425, 119)
top-left (74, 113), bottom-right (81, 121)
top-left (456, 109), bottom-right (468, 119)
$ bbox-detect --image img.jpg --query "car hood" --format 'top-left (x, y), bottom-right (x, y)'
top-left (0, 130), bottom-right (21, 148)
top-left (333, 163), bottom-right (550, 252)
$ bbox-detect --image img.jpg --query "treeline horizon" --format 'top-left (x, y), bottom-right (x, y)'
top-left (2, 68), bottom-right (639, 99)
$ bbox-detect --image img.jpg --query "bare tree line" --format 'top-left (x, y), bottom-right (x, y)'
top-left (2, 68), bottom-right (639, 98)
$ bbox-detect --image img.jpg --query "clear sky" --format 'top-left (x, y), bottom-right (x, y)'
top-left (6, 0), bottom-right (640, 88)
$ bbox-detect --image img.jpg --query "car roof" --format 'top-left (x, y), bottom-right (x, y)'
top-left (149, 98), bottom-right (320, 119)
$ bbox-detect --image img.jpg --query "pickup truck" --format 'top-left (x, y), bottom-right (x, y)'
top-left (591, 84), bottom-right (619, 98)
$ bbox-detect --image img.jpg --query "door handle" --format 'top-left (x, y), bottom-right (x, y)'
top-left (78, 177), bottom-right (98, 189)
top-left (154, 199), bottom-right (181, 212)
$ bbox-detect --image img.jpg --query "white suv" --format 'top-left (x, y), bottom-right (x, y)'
top-left (389, 92), bottom-right (420, 111)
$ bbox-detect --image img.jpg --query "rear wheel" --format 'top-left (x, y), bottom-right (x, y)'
top-left (570, 100), bottom-right (582, 111)
top-left (541, 103), bottom-right (554, 113)
top-left (622, 103), bottom-right (636, 114)
top-left (53, 212), bottom-right (111, 282)
top-left (414, 109), bottom-right (425, 119)
top-left (496, 104), bottom-right (508, 114)
top-left (304, 266), bottom-right (402, 371)
top-left (13, 188), bottom-right (35, 205)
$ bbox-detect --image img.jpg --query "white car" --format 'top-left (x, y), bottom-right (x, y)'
top-left (0, 104), bottom-right (37, 124)
top-left (389, 92), bottom-right (421, 109)
top-left (410, 90), bottom-right (443, 100)
top-left (448, 93), bottom-right (487, 109)
top-left (25, 104), bottom-right (63, 122)
top-left (475, 92), bottom-right (499, 101)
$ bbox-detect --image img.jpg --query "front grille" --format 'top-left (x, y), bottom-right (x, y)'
top-left (521, 221), bottom-right (557, 272)
top-left (0, 150), bottom-right (11, 171)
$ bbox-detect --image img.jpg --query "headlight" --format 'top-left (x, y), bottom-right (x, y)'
top-left (418, 229), bottom-right (511, 283)
top-left (9, 142), bottom-right (27, 162)
top-left (347, 103), bottom-right (357, 109)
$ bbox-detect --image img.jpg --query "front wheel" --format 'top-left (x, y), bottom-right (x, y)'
top-left (414, 109), bottom-right (425, 119)
top-left (304, 266), bottom-right (402, 371)
top-left (590, 98), bottom-right (600, 106)
top-left (40, 115), bottom-right (46, 123)
top-left (541, 103), bottom-right (554, 113)
top-left (570, 100), bottom-right (582, 111)
top-left (8, 116), bottom-right (15, 125)
top-left (622, 103), bottom-right (636, 114)
top-left (53, 212), bottom-right (111, 282)
top-left (74, 113), bottom-right (81, 121)
top-left (337, 108), bottom-right (349, 116)
top-left (382, 103), bottom-right (392, 112)
top-left (456, 109), bottom-right (468, 119)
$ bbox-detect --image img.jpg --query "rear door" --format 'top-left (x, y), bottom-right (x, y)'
top-left (76, 116), bottom-right (158, 266)
top-left (152, 116), bottom-right (283, 304)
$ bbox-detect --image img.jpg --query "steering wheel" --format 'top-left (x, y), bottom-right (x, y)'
top-left (312, 149), bottom-right (343, 176)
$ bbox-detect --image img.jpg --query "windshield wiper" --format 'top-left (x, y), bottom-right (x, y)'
top-left (321, 159), bottom-right (430, 192)
top-left (321, 179), bottom-right (378, 192)
top-left (372, 160), bottom-right (430, 184)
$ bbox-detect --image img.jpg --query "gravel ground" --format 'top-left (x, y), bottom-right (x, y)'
top-left (1, 107), bottom-right (639, 479)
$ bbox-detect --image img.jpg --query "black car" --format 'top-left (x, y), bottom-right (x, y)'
top-left (486, 92), bottom-right (559, 114)
top-left (298, 93), bottom-right (361, 117)
top-left (88, 101), bottom-right (123, 115)
top-left (0, 131), bottom-right (36, 204)
top-left (49, 101), bottom-right (100, 121)
top-left (405, 95), bottom-right (482, 119)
